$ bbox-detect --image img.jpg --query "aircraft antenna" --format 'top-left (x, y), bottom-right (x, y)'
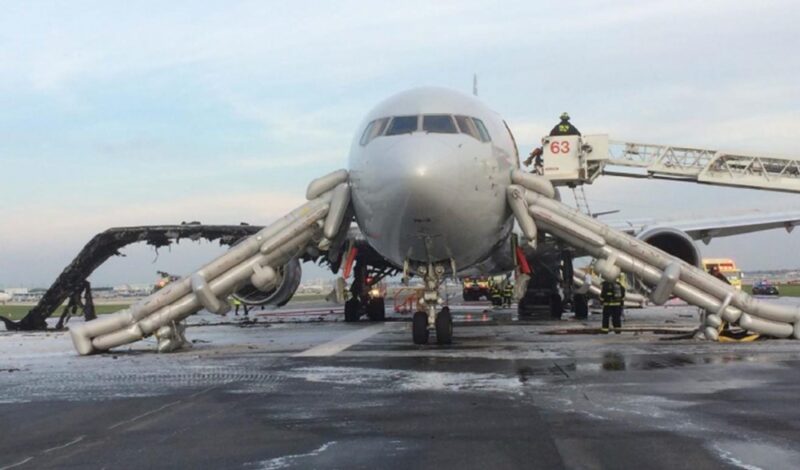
top-left (472, 74), bottom-right (478, 96)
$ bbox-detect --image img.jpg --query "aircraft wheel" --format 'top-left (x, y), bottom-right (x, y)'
top-left (366, 298), bottom-right (386, 321)
top-left (344, 298), bottom-right (361, 322)
top-left (435, 307), bottom-right (453, 345)
top-left (412, 311), bottom-right (429, 345)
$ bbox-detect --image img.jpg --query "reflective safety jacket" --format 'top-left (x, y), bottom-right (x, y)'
top-left (503, 283), bottom-right (514, 296)
top-left (549, 121), bottom-right (581, 136)
top-left (491, 285), bottom-right (502, 298)
top-left (600, 280), bottom-right (625, 307)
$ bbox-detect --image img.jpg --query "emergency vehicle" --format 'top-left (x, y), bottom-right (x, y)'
top-left (702, 258), bottom-right (743, 290)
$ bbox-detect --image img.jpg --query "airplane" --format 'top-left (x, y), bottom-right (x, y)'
top-left (346, 87), bottom-right (800, 335)
top-left (10, 87), bottom-right (799, 353)
top-left (0, 291), bottom-right (11, 305)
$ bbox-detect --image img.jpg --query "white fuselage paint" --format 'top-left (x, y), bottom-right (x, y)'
top-left (348, 88), bottom-right (519, 273)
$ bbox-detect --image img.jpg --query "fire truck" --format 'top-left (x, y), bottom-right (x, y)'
top-left (462, 277), bottom-right (491, 301)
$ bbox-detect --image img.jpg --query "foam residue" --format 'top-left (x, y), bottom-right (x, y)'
top-left (284, 366), bottom-right (535, 393)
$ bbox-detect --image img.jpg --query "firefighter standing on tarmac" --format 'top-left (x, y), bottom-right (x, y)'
top-left (600, 275), bottom-right (626, 333)
top-left (490, 278), bottom-right (503, 308)
top-left (502, 277), bottom-right (514, 308)
top-left (231, 296), bottom-right (249, 316)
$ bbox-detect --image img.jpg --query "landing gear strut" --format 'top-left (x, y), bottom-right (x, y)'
top-left (412, 263), bottom-right (452, 345)
top-left (343, 258), bottom-right (391, 322)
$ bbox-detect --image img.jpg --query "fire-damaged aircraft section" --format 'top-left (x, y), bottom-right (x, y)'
top-left (69, 171), bottom-right (353, 354)
top-left (1, 224), bottom-right (261, 331)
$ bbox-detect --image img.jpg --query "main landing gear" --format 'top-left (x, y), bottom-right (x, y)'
top-left (343, 259), bottom-right (389, 322)
top-left (345, 296), bottom-right (385, 322)
top-left (412, 263), bottom-right (452, 345)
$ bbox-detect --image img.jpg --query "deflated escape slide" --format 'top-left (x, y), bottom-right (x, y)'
top-left (508, 170), bottom-right (800, 341)
top-left (71, 170), bottom-right (800, 355)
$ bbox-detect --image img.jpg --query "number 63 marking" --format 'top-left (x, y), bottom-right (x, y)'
top-left (550, 141), bottom-right (571, 154)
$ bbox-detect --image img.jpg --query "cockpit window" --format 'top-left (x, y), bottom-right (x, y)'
top-left (385, 115), bottom-right (419, 135)
top-left (422, 114), bottom-right (458, 134)
top-left (473, 118), bottom-right (491, 143)
top-left (454, 115), bottom-right (480, 140)
top-left (362, 114), bottom-right (490, 143)
top-left (359, 117), bottom-right (389, 146)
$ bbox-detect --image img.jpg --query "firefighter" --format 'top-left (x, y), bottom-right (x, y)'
top-left (600, 275), bottom-right (625, 333)
top-left (523, 147), bottom-right (544, 174)
top-left (549, 112), bottom-right (581, 136)
top-left (709, 265), bottom-right (731, 285)
top-left (490, 278), bottom-right (503, 308)
top-left (502, 277), bottom-right (514, 308)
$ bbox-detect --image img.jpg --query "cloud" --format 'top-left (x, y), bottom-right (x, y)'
top-left (3, 0), bottom-right (800, 286)
top-left (0, 189), bottom-right (305, 251)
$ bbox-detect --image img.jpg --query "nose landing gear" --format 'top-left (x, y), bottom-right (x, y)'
top-left (412, 263), bottom-right (453, 345)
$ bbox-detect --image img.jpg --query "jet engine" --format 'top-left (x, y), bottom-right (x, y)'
top-left (233, 257), bottom-right (302, 307)
top-left (637, 227), bottom-right (701, 267)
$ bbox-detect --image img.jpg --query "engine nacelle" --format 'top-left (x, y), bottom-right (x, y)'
top-left (233, 258), bottom-right (302, 307)
top-left (637, 227), bottom-right (701, 267)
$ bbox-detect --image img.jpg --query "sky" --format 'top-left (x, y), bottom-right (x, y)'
top-left (1, 0), bottom-right (800, 288)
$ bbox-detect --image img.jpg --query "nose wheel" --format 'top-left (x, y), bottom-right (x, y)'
top-left (412, 311), bottom-right (429, 344)
top-left (412, 307), bottom-right (453, 345)
top-left (410, 262), bottom-right (453, 345)
top-left (435, 306), bottom-right (452, 345)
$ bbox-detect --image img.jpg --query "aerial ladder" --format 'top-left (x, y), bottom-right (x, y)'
top-left (539, 134), bottom-right (800, 193)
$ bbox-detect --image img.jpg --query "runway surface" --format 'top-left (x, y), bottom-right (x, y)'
top-left (2, 298), bottom-right (800, 469)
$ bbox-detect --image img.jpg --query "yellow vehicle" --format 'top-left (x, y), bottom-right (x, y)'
top-left (702, 258), bottom-right (743, 290)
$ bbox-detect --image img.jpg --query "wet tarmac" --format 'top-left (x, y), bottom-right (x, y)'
top-left (2, 299), bottom-right (800, 469)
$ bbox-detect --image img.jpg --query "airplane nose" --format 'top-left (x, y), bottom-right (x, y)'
top-left (386, 136), bottom-right (461, 214)
top-left (380, 136), bottom-right (462, 261)
top-left (350, 132), bottom-right (510, 269)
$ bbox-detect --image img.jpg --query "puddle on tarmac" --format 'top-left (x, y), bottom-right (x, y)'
top-left (711, 439), bottom-right (800, 470)
top-left (573, 352), bottom-right (794, 375)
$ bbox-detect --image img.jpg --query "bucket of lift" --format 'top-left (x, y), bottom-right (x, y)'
top-left (541, 134), bottom-right (609, 186)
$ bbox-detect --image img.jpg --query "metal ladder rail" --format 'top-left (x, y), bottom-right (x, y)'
top-left (603, 140), bottom-right (800, 192)
top-left (571, 186), bottom-right (593, 216)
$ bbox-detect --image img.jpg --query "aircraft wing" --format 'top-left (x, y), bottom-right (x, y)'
top-left (606, 210), bottom-right (800, 243)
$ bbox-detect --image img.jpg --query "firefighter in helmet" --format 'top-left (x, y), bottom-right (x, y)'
top-left (550, 112), bottom-right (581, 136)
top-left (600, 274), bottom-right (626, 333)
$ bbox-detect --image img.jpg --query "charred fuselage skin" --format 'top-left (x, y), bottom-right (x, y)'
top-left (348, 88), bottom-right (518, 272)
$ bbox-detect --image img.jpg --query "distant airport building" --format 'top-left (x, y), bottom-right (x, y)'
top-left (3, 287), bottom-right (29, 296)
